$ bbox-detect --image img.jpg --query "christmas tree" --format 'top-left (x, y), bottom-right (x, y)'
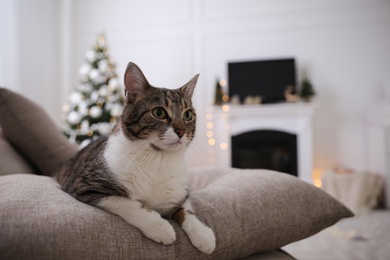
top-left (63, 33), bottom-right (124, 147)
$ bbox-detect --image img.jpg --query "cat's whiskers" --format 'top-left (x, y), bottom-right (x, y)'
top-left (116, 137), bottom-right (146, 161)
top-left (124, 138), bottom-right (155, 169)
top-left (124, 134), bottom-right (169, 173)
top-left (184, 134), bottom-right (207, 161)
top-left (106, 135), bottom-right (152, 172)
top-left (136, 138), bottom-right (160, 166)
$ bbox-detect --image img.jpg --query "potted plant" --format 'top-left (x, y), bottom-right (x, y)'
top-left (299, 77), bottom-right (316, 102)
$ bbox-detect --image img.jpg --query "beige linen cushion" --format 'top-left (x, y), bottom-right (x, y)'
top-left (0, 167), bottom-right (353, 259)
top-left (0, 88), bottom-right (78, 175)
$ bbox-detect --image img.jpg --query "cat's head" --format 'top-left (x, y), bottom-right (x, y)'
top-left (120, 62), bottom-right (198, 152)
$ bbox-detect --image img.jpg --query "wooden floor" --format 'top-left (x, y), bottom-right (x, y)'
top-left (282, 210), bottom-right (390, 260)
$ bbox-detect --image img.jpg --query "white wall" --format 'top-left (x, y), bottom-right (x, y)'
top-left (0, 0), bottom-right (62, 124)
top-left (0, 0), bottom-right (18, 91)
top-left (68, 0), bottom-right (390, 173)
top-left (2, 0), bottom-right (390, 175)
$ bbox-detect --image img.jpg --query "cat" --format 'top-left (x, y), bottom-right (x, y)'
top-left (56, 62), bottom-right (216, 254)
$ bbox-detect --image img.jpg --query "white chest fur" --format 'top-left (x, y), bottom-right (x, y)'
top-left (104, 132), bottom-right (189, 215)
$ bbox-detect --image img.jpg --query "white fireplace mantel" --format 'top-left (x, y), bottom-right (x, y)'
top-left (208, 102), bottom-right (317, 183)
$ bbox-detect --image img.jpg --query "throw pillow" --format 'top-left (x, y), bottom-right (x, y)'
top-left (0, 88), bottom-right (78, 176)
top-left (0, 167), bottom-right (353, 259)
top-left (0, 129), bottom-right (36, 175)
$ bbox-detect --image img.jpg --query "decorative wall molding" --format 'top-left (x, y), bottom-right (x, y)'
top-left (72, 0), bottom-right (191, 33)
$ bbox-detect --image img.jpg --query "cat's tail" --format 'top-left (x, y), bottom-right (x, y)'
top-left (0, 87), bottom-right (79, 177)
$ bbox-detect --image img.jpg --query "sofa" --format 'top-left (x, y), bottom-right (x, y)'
top-left (0, 88), bottom-right (353, 259)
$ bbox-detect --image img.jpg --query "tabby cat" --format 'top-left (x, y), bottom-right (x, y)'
top-left (57, 62), bottom-right (216, 254)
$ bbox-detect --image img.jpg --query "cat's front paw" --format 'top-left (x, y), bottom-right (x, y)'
top-left (186, 223), bottom-right (216, 254)
top-left (141, 218), bottom-right (176, 245)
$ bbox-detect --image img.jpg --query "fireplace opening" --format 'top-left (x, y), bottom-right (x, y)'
top-left (231, 130), bottom-right (298, 176)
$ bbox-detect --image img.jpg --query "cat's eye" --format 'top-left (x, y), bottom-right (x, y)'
top-left (152, 107), bottom-right (167, 119)
top-left (183, 110), bottom-right (194, 121)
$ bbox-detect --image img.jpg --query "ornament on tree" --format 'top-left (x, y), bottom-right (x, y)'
top-left (67, 111), bottom-right (82, 125)
top-left (63, 32), bottom-right (125, 146)
top-left (89, 106), bottom-right (103, 118)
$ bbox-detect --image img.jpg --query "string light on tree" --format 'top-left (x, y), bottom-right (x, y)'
top-left (63, 32), bottom-right (124, 147)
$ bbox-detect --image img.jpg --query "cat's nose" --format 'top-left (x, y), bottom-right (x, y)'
top-left (174, 129), bottom-right (186, 138)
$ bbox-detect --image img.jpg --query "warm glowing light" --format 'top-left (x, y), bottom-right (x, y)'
top-left (206, 113), bottom-right (213, 121)
top-left (206, 122), bottom-right (214, 129)
top-left (208, 138), bottom-right (216, 146)
top-left (222, 104), bottom-right (229, 112)
top-left (312, 168), bottom-right (324, 188)
top-left (314, 179), bottom-right (322, 188)
top-left (206, 131), bottom-right (213, 138)
top-left (220, 143), bottom-right (228, 150)
top-left (222, 94), bottom-right (229, 102)
top-left (219, 79), bottom-right (227, 87)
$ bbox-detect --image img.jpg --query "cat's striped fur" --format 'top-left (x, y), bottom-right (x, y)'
top-left (56, 62), bottom-right (216, 254)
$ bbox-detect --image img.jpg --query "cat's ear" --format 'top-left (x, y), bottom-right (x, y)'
top-left (124, 62), bottom-right (149, 102)
top-left (180, 74), bottom-right (199, 99)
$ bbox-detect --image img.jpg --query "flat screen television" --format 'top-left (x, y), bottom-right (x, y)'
top-left (228, 58), bottom-right (296, 104)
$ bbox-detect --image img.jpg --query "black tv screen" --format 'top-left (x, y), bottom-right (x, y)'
top-left (228, 58), bottom-right (296, 104)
